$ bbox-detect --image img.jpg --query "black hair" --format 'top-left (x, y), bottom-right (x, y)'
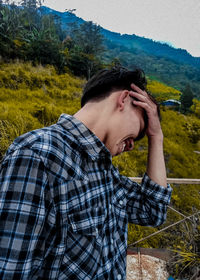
top-left (81, 67), bottom-right (147, 107)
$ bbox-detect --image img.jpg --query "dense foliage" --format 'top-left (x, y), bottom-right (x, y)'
top-left (180, 84), bottom-right (194, 113)
top-left (0, 0), bottom-right (105, 77)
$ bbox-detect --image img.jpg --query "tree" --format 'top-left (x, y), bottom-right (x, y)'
top-left (19, 0), bottom-right (43, 33)
top-left (20, 0), bottom-right (43, 10)
top-left (24, 19), bottom-right (63, 70)
top-left (107, 57), bottom-right (122, 69)
top-left (67, 21), bottom-right (105, 79)
top-left (180, 84), bottom-right (194, 113)
top-left (0, 2), bottom-right (24, 59)
top-left (73, 21), bottom-right (104, 55)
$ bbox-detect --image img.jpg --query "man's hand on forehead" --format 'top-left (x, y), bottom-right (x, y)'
top-left (129, 84), bottom-right (163, 138)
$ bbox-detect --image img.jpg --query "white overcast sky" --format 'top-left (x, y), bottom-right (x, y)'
top-left (42, 0), bottom-right (200, 57)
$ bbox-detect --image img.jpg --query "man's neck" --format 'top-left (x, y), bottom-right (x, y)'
top-left (73, 102), bottom-right (109, 144)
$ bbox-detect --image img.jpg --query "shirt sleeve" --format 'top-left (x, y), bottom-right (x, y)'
top-left (0, 148), bottom-right (52, 279)
top-left (120, 173), bottom-right (172, 227)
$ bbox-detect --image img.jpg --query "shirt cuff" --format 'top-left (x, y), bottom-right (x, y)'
top-left (141, 173), bottom-right (172, 205)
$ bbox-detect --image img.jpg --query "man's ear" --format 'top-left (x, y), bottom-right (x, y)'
top-left (117, 90), bottom-right (129, 111)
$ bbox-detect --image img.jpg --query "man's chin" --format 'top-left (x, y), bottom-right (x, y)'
top-left (113, 148), bottom-right (124, 157)
top-left (110, 144), bottom-right (125, 157)
top-left (111, 150), bottom-right (120, 157)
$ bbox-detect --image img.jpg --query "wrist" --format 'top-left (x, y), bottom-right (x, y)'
top-left (148, 131), bottom-right (164, 143)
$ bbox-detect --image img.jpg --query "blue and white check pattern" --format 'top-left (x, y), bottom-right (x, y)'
top-left (0, 114), bottom-right (172, 280)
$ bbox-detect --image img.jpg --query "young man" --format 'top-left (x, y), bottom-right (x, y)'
top-left (0, 67), bottom-right (172, 279)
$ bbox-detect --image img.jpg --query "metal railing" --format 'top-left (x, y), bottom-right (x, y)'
top-left (129, 177), bottom-right (200, 184)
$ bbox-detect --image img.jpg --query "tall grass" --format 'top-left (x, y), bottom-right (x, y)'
top-left (0, 62), bottom-right (83, 159)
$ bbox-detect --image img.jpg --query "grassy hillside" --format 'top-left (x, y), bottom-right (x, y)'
top-left (0, 62), bottom-right (199, 252)
top-left (147, 79), bottom-right (181, 102)
top-left (0, 62), bottom-right (83, 157)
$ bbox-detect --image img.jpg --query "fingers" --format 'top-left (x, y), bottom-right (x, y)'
top-left (131, 83), bottom-right (148, 97)
top-left (130, 83), bottom-right (155, 105)
top-left (130, 91), bottom-right (148, 103)
top-left (129, 84), bottom-right (158, 116)
top-left (129, 89), bottom-right (151, 109)
top-left (130, 84), bottom-right (150, 104)
top-left (129, 84), bottom-right (162, 138)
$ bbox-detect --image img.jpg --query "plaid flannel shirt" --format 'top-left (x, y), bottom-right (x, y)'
top-left (0, 114), bottom-right (172, 280)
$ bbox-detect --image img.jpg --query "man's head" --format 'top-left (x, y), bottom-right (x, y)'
top-left (81, 67), bottom-right (160, 147)
top-left (81, 67), bottom-right (147, 107)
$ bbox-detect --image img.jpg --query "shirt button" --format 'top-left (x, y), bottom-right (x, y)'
top-left (119, 200), bottom-right (124, 206)
top-left (117, 274), bottom-right (122, 280)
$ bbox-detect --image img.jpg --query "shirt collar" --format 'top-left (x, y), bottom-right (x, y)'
top-left (57, 114), bottom-right (111, 161)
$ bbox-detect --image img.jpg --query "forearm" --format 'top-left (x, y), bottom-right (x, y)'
top-left (146, 132), bottom-right (167, 187)
top-left (129, 83), bottom-right (168, 187)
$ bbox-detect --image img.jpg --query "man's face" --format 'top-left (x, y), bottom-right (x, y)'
top-left (105, 95), bottom-right (145, 157)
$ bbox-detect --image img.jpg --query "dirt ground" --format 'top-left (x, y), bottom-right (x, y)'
top-left (126, 254), bottom-right (169, 280)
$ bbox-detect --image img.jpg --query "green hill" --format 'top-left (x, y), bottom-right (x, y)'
top-left (40, 6), bottom-right (200, 98)
top-left (0, 62), bottom-right (83, 157)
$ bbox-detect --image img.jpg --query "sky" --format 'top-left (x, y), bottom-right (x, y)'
top-left (43, 0), bottom-right (200, 57)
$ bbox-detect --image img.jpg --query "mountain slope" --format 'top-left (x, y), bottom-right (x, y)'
top-left (101, 28), bottom-right (200, 68)
top-left (40, 6), bottom-right (200, 97)
top-left (40, 6), bottom-right (200, 68)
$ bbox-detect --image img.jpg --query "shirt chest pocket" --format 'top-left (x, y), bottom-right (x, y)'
top-left (68, 206), bottom-right (106, 236)
top-left (61, 207), bottom-right (106, 277)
